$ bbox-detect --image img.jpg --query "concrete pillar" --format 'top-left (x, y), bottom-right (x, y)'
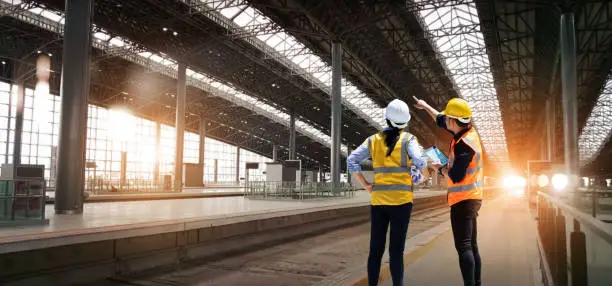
top-left (560, 13), bottom-right (579, 191)
top-left (199, 116), bottom-right (206, 165)
top-left (551, 96), bottom-right (557, 163)
top-left (174, 63), bottom-right (186, 192)
top-left (346, 148), bottom-right (352, 185)
top-left (289, 114), bottom-right (296, 160)
top-left (236, 147), bottom-right (240, 184)
top-left (272, 144), bottom-right (278, 162)
top-left (199, 116), bottom-right (206, 183)
top-left (331, 42), bottom-right (342, 185)
top-left (55, 0), bottom-right (93, 214)
top-left (318, 165), bottom-right (323, 182)
top-left (153, 121), bottom-right (161, 185)
top-left (4, 81), bottom-right (12, 164)
top-left (12, 79), bottom-right (24, 166)
top-left (214, 159), bottom-right (218, 183)
top-left (120, 151), bottom-right (127, 187)
top-left (546, 99), bottom-right (553, 162)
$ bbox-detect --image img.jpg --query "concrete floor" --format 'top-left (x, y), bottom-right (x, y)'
top-left (383, 194), bottom-right (540, 286)
top-left (0, 191), bottom-right (446, 249)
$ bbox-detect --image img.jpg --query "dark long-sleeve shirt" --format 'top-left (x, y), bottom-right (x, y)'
top-left (436, 114), bottom-right (475, 183)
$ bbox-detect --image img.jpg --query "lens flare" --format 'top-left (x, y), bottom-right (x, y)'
top-left (551, 174), bottom-right (568, 192)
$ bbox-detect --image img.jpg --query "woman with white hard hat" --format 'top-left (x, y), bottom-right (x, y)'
top-left (347, 99), bottom-right (427, 286)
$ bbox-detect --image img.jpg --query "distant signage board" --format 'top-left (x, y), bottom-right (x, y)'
top-left (284, 160), bottom-right (301, 169)
top-left (246, 162), bottom-right (259, 169)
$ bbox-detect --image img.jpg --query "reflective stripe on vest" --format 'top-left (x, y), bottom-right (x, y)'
top-left (374, 166), bottom-right (412, 174)
top-left (448, 180), bottom-right (483, 193)
top-left (372, 184), bottom-right (413, 191)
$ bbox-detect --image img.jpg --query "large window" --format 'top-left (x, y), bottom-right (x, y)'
top-left (204, 137), bottom-right (238, 183)
top-left (0, 81), bottom-right (271, 188)
top-left (240, 148), bottom-right (270, 181)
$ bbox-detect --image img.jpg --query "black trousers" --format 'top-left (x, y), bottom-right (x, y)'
top-left (451, 199), bottom-right (483, 286)
top-left (367, 202), bottom-right (413, 286)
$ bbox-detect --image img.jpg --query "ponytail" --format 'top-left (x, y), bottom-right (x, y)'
top-left (383, 119), bottom-right (401, 156)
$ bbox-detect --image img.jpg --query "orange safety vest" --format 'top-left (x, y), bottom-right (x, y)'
top-left (446, 128), bottom-right (484, 206)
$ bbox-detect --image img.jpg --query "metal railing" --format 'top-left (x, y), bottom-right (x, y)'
top-left (245, 181), bottom-right (356, 201)
top-left (0, 178), bottom-right (48, 226)
top-left (203, 180), bottom-right (243, 187)
top-left (85, 178), bottom-right (173, 194)
top-left (575, 187), bottom-right (612, 219)
top-left (536, 191), bottom-right (612, 286)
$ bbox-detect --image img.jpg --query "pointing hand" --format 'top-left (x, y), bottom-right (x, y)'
top-left (413, 96), bottom-right (427, 110)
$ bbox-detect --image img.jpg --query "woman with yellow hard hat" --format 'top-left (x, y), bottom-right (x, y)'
top-left (347, 99), bottom-right (427, 286)
top-left (414, 97), bottom-right (484, 286)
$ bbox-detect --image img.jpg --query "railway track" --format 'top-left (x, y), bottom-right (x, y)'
top-left (86, 203), bottom-right (451, 286)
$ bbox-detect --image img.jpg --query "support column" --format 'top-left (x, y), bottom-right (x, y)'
top-left (289, 114), bottom-right (296, 160)
top-left (198, 116), bottom-right (206, 165)
top-left (546, 99), bottom-right (553, 162)
top-left (214, 159), bottom-right (218, 183)
top-left (12, 79), bottom-right (25, 166)
top-left (560, 13), bottom-right (579, 191)
top-left (55, 0), bottom-right (93, 214)
top-left (272, 144), bottom-right (278, 162)
top-left (120, 151), bottom-right (127, 187)
top-left (236, 147), bottom-right (240, 184)
top-left (551, 96), bottom-right (557, 163)
top-left (331, 42), bottom-right (342, 186)
top-left (4, 80), bottom-right (12, 164)
top-left (174, 63), bottom-right (186, 192)
top-left (199, 116), bottom-right (206, 185)
top-left (318, 165), bottom-right (323, 182)
top-left (153, 121), bottom-right (161, 185)
top-left (346, 148), bottom-right (352, 185)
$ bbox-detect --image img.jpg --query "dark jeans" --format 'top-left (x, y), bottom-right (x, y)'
top-left (451, 199), bottom-right (482, 286)
top-left (368, 202), bottom-right (413, 286)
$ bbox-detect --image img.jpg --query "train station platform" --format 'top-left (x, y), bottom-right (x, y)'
top-left (378, 194), bottom-right (541, 286)
top-left (0, 190), bottom-right (447, 285)
top-left (45, 187), bottom-right (245, 203)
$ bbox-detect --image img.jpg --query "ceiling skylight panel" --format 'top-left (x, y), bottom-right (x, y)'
top-left (232, 9), bottom-right (252, 26)
top-left (265, 34), bottom-right (283, 47)
top-left (416, 0), bottom-right (510, 167)
top-left (219, 6), bottom-right (242, 19)
top-left (194, 1), bottom-right (385, 130)
top-left (578, 76), bottom-right (612, 166)
top-left (5, 1), bottom-right (343, 155)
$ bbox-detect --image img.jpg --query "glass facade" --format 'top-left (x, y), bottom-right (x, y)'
top-left (0, 81), bottom-right (271, 188)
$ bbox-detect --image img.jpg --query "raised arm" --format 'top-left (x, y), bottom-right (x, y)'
top-left (407, 137), bottom-right (427, 170)
top-left (413, 96), bottom-right (440, 121)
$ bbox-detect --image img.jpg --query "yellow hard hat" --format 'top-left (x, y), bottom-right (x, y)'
top-left (441, 98), bottom-right (472, 123)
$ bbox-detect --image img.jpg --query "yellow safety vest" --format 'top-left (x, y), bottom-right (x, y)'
top-left (367, 131), bottom-right (415, 206)
top-left (446, 128), bottom-right (484, 206)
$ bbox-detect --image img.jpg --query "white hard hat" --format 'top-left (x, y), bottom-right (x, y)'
top-left (385, 99), bottom-right (411, 129)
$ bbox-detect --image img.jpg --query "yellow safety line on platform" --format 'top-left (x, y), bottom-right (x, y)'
top-left (347, 228), bottom-right (453, 286)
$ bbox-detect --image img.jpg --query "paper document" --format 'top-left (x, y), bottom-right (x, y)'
top-left (423, 146), bottom-right (449, 165)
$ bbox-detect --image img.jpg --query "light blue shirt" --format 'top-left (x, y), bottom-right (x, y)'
top-left (347, 133), bottom-right (427, 183)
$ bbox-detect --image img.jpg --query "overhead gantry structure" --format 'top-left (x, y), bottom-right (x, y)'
top-left (476, 0), bottom-right (612, 175)
top-left (1, 0), bottom-right (346, 170)
top-left (2, 0), bottom-right (612, 179)
top-left (231, 0), bottom-right (513, 173)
